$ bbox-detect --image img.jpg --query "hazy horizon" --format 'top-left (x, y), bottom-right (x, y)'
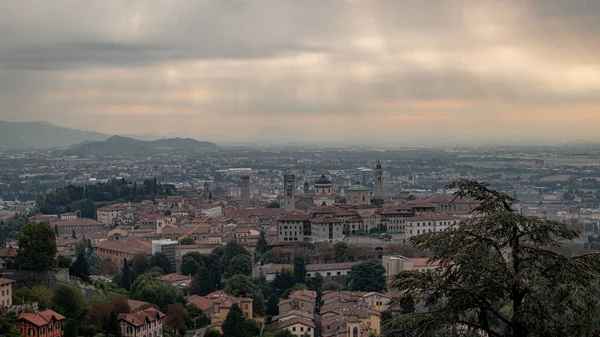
top-left (1, 1), bottom-right (599, 145)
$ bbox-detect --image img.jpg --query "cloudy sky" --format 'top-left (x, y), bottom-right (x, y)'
top-left (0, 0), bottom-right (599, 145)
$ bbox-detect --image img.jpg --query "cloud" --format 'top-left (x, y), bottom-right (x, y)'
top-left (0, 0), bottom-right (599, 144)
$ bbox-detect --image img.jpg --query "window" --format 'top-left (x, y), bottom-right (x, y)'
top-left (40, 327), bottom-right (45, 334)
top-left (337, 272), bottom-right (341, 275)
top-left (29, 328), bottom-right (35, 336)
top-left (301, 327), bottom-right (304, 331)
top-left (48, 324), bottom-right (52, 332)
top-left (293, 327), bottom-right (296, 331)
top-left (308, 328), bottom-right (311, 331)
top-left (56, 323), bottom-right (60, 329)
top-left (327, 272), bottom-right (331, 276)
top-left (127, 327), bottom-right (133, 334)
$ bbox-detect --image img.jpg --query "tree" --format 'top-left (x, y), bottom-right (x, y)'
top-left (222, 303), bottom-right (251, 337)
top-left (52, 284), bottom-right (87, 320)
top-left (293, 253), bottom-right (307, 284)
top-left (252, 288), bottom-right (265, 316)
top-left (179, 237), bottom-right (194, 245)
top-left (266, 295), bottom-right (279, 316)
top-left (348, 260), bottom-right (386, 292)
top-left (0, 315), bottom-right (22, 337)
top-left (14, 221), bottom-right (57, 271)
top-left (219, 240), bottom-right (251, 274)
top-left (274, 330), bottom-right (294, 337)
top-left (131, 253), bottom-right (150, 277)
top-left (63, 319), bottom-right (78, 337)
top-left (270, 267), bottom-right (295, 298)
top-left (150, 252), bottom-right (173, 274)
top-left (266, 201), bottom-right (280, 208)
top-left (69, 250), bottom-right (91, 282)
top-left (57, 255), bottom-right (72, 269)
top-left (190, 264), bottom-right (212, 296)
top-left (224, 274), bottom-right (254, 298)
top-left (106, 309), bottom-right (121, 337)
top-left (322, 280), bottom-right (343, 291)
top-left (388, 179), bottom-right (600, 337)
top-left (180, 255), bottom-right (200, 276)
top-left (226, 254), bottom-right (252, 278)
top-left (72, 229), bottom-right (77, 239)
top-left (256, 231), bottom-right (270, 258)
top-left (166, 303), bottom-right (188, 336)
top-left (204, 329), bottom-right (222, 337)
top-left (333, 241), bottom-right (349, 263)
top-left (121, 259), bottom-right (132, 290)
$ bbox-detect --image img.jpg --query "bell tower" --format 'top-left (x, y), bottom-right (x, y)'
top-left (374, 160), bottom-right (384, 199)
top-left (283, 170), bottom-right (296, 212)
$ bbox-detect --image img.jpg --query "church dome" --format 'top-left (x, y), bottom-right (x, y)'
top-left (315, 174), bottom-right (332, 185)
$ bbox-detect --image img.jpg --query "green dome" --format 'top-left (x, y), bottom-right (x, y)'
top-left (347, 182), bottom-right (370, 192)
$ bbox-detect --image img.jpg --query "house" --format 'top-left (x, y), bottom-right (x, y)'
top-left (17, 309), bottom-right (66, 337)
top-left (95, 238), bottom-right (152, 271)
top-left (277, 317), bottom-right (316, 337)
top-left (0, 247), bottom-right (17, 269)
top-left (186, 290), bottom-right (253, 332)
top-left (55, 218), bottom-right (105, 237)
top-left (155, 273), bottom-right (192, 288)
top-left (0, 277), bottom-right (14, 307)
top-left (119, 306), bottom-right (167, 337)
top-left (278, 290), bottom-right (317, 315)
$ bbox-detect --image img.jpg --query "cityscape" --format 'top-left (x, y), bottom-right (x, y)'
top-left (1, 1), bottom-right (600, 337)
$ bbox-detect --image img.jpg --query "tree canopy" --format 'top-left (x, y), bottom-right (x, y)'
top-left (222, 303), bottom-right (252, 337)
top-left (15, 221), bottom-right (57, 271)
top-left (52, 284), bottom-right (87, 320)
top-left (333, 241), bottom-right (349, 263)
top-left (388, 179), bottom-right (600, 337)
top-left (348, 260), bottom-right (386, 292)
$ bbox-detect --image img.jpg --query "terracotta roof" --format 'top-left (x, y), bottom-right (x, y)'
top-left (0, 277), bottom-right (15, 286)
top-left (311, 216), bottom-right (343, 224)
top-left (405, 215), bottom-right (459, 221)
top-left (0, 247), bottom-right (17, 257)
top-left (56, 218), bottom-right (103, 227)
top-left (96, 238), bottom-right (152, 256)
top-left (18, 310), bottom-right (65, 327)
top-left (306, 262), bottom-right (360, 272)
top-left (278, 317), bottom-right (316, 329)
top-left (278, 214), bottom-right (311, 221)
top-left (273, 310), bottom-right (314, 322)
top-left (408, 200), bottom-right (437, 208)
top-left (156, 273), bottom-right (192, 283)
top-left (127, 299), bottom-right (152, 313)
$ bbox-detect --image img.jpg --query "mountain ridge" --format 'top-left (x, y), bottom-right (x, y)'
top-left (63, 135), bottom-right (218, 156)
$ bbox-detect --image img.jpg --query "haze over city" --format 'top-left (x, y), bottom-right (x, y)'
top-left (0, 0), bottom-right (598, 145)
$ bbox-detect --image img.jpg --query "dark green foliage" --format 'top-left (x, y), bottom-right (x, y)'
top-left (72, 229), bottom-right (77, 239)
top-left (180, 255), bottom-right (200, 276)
top-left (226, 254), bottom-right (252, 278)
top-left (293, 253), bottom-right (307, 284)
top-left (348, 260), bottom-right (386, 292)
top-left (131, 272), bottom-right (184, 312)
top-left (106, 310), bottom-right (121, 337)
top-left (204, 329), bottom-right (222, 337)
top-left (389, 179), bottom-right (600, 337)
top-left (121, 259), bottom-right (132, 290)
top-left (219, 240), bottom-right (251, 274)
top-left (252, 288), bottom-right (265, 316)
top-left (222, 304), bottom-right (252, 337)
top-left (15, 221), bottom-right (57, 271)
top-left (266, 201), bottom-right (280, 208)
top-left (69, 250), bottom-right (91, 281)
top-left (185, 304), bottom-right (210, 329)
top-left (270, 268), bottom-right (295, 298)
top-left (36, 178), bottom-right (175, 216)
top-left (179, 237), bottom-right (194, 245)
top-left (0, 213), bottom-right (28, 244)
top-left (224, 274), bottom-right (254, 298)
top-left (63, 319), bottom-right (78, 337)
top-left (131, 253), bottom-right (150, 278)
top-left (150, 252), bottom-right (173, 274)
top-left (255, 231), bottom-right (270, 258)
top-left (266, 295), bottom-right (279, 316)
top-left (0, 314), bottom-right (22, 337)
top-left (333, 241), bottom-right (349, 263)
top-left (57, 255), bottom-right (72, 268)
top-left (52, 284), bottom-right (87, 320)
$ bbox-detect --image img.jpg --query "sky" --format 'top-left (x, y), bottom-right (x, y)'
top-left (0, 0), bottom-right (599, 145)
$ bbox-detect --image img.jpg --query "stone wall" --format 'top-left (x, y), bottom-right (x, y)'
top-left (0, 269), bottom-right (104, 299)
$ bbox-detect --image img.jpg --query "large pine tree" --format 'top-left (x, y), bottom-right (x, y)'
top-left (388, 179), bottom-right (600, 337)
top-left (222, 304), bottom-right (251, 337)
top-left (68, 250), bottom-right (90, 282)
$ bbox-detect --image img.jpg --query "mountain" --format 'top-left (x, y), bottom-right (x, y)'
top-left (0, 121), bottom-right (109, 150)
top-left (64, 135), bottom-right (218, 156)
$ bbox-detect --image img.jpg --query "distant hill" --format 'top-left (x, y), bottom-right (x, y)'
top-left (64, 135), bottom-right (218, 156)
top-left (0, 121), bottom-right (109, 150)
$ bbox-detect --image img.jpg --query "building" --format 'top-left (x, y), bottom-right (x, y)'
top-left (277, 214), bottom-right (311, 243)
top-left (119, 305), bottom-right (167, 337)
top-left (382, 255), bottom-right (442, 285)
top-left (346, 182), bottom-right (371, 206)
top-left (402, 215), bottom-right (458, 241)
top-left (278, 290), bottom-right (317, 315)
top-left (283, 171), bottom-right (296, 213)
top-left (156, 196), bottom-right (184, 209)
top-left (95, 238), bottom-right (152, 271)
top-left (315, 174), bottom-right (333, 194)
top-left (152, 240), bottom-right (178, 272)
top-left (310, 217), bottom-right (344, 242)
top-left (373, 161), bottom-right (383, 200)
top-left (0, 247), bottom-right (17, 270)
top-left (155, 273), bottom-right (192, 288)
top-left (17, 309), bottom-right (66, 337)
top-left (55, 218), bottom-right (104, 237)
top-left (277, 317), bottom-right (315, 337)
top-left (187, 290), bottom-right (253, 332)
top-left (241, 176), bottom-right (250, 209)
top-left (0, 277), bottom-right (14, 307)
top-left (254, 262), bottom-right (360, 282)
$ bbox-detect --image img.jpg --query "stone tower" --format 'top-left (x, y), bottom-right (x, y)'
top-left (283, 170), bottom-right (296, 212)
top-left (303, 180), bottom-right (309, 194)
top-left (374, 160), bottom-right (383, 199)
top-left (201, 182), bottom-right (210, 203)
top-left (241, 176), bottom-right (250, 209)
